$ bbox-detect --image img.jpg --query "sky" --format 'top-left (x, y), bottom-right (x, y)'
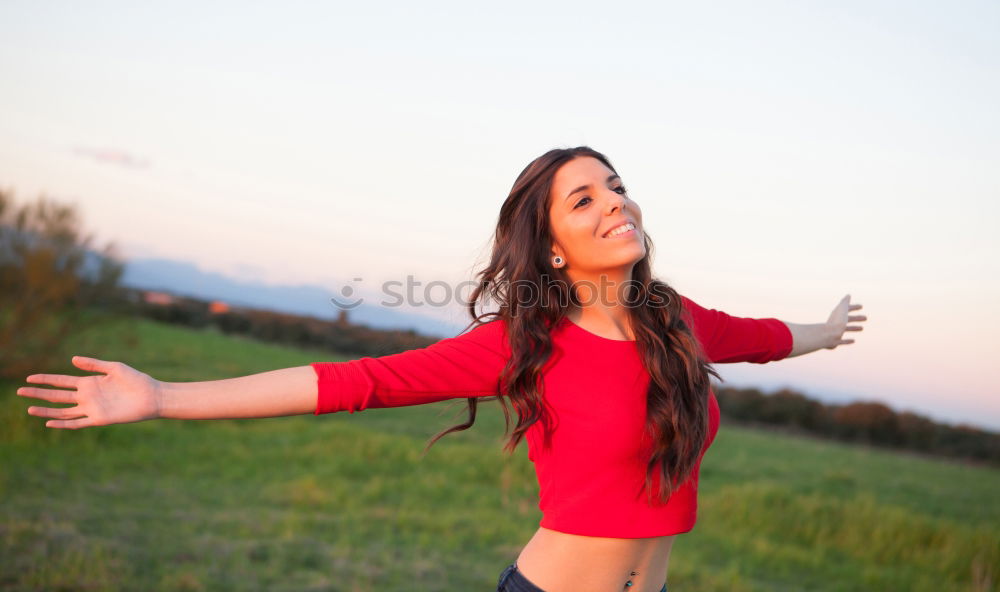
top-left (1, 0), bottom-right (998, 430)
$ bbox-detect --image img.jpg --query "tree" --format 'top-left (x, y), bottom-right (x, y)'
top-left (831, 401), bottom-right (900, 445)
top-left (0, 187), bottom-right (125, 379)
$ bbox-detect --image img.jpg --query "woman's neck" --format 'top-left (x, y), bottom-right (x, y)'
top-left (566, 304), bottom-right (635, 341)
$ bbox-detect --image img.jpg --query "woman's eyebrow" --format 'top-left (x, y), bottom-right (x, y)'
top-left (563, 175), bottom-right (621, 203)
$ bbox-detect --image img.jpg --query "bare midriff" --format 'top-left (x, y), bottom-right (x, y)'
top-left (515, 526), bottom-right (675, 592)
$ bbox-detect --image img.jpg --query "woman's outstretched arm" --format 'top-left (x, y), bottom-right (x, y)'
top-left (158, 365), bottom-right (317, 419)
top-left (17, 356), bottom-right (318, 429)
top-left (19, 318), bottom-right (512, 428)
top-left (680, 293), bottom-right (866, 363)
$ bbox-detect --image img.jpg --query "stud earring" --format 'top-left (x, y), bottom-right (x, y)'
top-left (552, 256), bottom-right (563, 266)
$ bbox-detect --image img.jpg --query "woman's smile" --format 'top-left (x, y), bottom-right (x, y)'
top-left (602, 222), bottom-right (640, 239)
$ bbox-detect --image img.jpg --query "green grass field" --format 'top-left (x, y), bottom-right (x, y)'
top-left (2, 314), bottom-right (997, 591)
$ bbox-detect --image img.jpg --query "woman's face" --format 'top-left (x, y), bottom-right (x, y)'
top-left (547, 156), bottom-right (646, 276)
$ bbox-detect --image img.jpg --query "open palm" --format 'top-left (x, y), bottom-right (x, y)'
top-left (826, 294), bottom-right (866, 349)
top-left (17, 356), bottom-right (162, 429)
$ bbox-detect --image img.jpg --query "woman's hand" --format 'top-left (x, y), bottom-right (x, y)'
top-left (825, 294), bottom-right (866, 349)
top-left (16, 356), bottom-right (162, 429)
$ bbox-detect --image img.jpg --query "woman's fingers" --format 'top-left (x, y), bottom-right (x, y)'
top-left (19, 357), bottom-right (121, 430)
top-left (22, 356), bottom-right (116, 391)
top-left (17, 386), bottom-right (78, 404)
top-left (27, 405), bottom-right (87, 420)
top-left (71, 356), bottom-right (116, 374)
top-left (45, 417), bottom-right (94, 430)
top-left (25, 373), bottom-right (79, 389)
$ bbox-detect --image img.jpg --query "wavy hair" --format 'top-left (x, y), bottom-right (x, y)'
top-left (422, 146), bottom-right (721, 505)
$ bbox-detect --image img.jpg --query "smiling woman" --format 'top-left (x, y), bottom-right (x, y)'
top-left (18, 146), bottom-right (865, 592)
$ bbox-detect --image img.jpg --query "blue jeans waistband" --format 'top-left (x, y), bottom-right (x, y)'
top-left (496, 562), bottom-right (667, 592)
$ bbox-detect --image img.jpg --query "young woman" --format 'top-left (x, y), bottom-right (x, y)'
top-left (18, 146), bottom-right (865, 592)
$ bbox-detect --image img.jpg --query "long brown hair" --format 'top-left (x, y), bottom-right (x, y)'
top-left (422, 146), bottom-right (721, 505)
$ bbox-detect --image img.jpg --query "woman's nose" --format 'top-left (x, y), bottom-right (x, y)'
top-left (605, 191), bottom-right (627, 214)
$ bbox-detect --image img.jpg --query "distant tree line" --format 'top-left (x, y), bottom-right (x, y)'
top-left (715, 385), bottom-right (1000, 467)
top-left (124, 290), bottom-right (1000, 467)
top-left (124, 288), bottom-right (440, 357)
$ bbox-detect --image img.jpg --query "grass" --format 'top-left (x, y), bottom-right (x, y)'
top-left (1, 313), bottom-right (997, 591)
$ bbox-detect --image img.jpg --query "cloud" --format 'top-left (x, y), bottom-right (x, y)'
top-left (72, 146), bottom-right (151, 169)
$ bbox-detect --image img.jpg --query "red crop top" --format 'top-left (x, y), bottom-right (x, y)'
top-left (311, 295), bottom-right (794, 538)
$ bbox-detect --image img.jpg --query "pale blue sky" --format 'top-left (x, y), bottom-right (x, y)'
top-left (1, 0), bottom-right (998, 429)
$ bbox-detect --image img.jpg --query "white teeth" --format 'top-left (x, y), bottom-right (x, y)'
top-left (605, 222), bottom-right (635, 238)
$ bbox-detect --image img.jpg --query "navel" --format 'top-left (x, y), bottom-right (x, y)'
top-left (623, 569), bottom-right (639, 589)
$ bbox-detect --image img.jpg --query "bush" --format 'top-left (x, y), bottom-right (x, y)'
top-left (0, 187), bottom-right (126, 379)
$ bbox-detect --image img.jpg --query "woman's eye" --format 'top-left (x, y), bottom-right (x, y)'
top-left (574, 186), bottom-right (627, 209)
